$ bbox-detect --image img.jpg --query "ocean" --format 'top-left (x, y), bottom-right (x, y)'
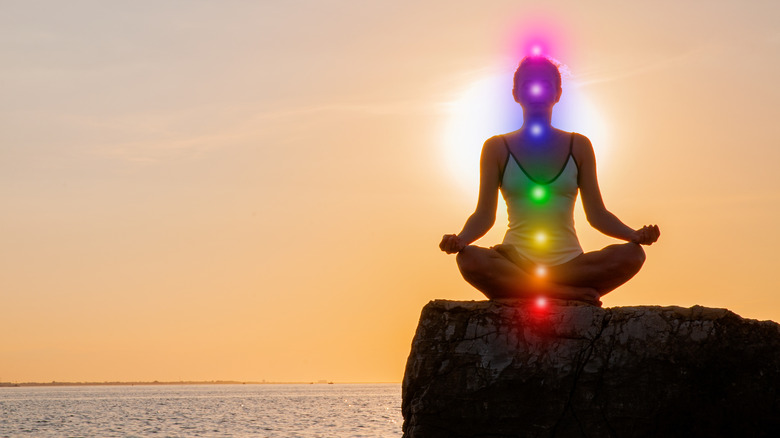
top-left (0, 383), bottom-right (403, 437)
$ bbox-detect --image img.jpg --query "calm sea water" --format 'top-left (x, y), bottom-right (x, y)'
top-left (0, 383), bottom-right (402, 437)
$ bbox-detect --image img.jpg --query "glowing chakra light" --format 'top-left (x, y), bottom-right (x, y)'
top-left (530, 123), bottom-right (543, 136)
top-left (535, 231), bottom-right (547, 245)
top-left (531, 45), bottom-right (543, 56)
top-left (535, 296), bottom-right (547, 308)
top-left (535, 265), bottom-right (547, 277)
top-left (530, 82), bottom-right (543, 96)
top-left (530, 185), bottom-right (549, 203)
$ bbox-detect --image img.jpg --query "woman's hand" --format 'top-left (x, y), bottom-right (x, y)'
top-left (439, 234), bottom-right (467, 254)
top-left (630, 225), bottom-right (660, 245)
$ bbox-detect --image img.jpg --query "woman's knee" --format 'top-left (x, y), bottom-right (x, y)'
top-left (456, 246), bottom-right (495, 283)
top-left (456, 246), bottom-right (480, 275)
top-left (602, 243), bottom-right (645, 275)
top-left (622, 243), bottom-right (646, 273)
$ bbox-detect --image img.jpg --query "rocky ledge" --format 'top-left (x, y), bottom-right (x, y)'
top-left (402, 299), bottom-right (780, 438)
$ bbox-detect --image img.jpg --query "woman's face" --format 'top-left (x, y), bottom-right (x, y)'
top-left (513, 65), bottom-right (562, 111)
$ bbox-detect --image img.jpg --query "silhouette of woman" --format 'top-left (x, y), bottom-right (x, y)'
top-left (439, 56), bottom-right (660, 305)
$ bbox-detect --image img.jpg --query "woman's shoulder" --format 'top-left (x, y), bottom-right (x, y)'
top-left (569, 132), bottom-right (593, 150)
top-left (487, 130), bottom-right (515, 141)
top-left (485, 130), bottom-right (521, 151)
top-left (569, 131), bottom-right (590, 141)
top-left (495, 128), bottom-right (521, 141)
top-left (557, 129), bottom-right (590, 143)
top-left (568, 132), bottom-right (596, 167)
top-left (479, 134), bottom-right (511, 166)
top-left (482, 134), bottom-right (509, 151)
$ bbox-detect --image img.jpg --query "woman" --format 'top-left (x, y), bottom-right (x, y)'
top-left (439, 56), bottom-right (660, 305)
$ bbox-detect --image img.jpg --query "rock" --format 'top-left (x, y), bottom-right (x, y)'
top-left (402, 299), bottom-right (780, 437)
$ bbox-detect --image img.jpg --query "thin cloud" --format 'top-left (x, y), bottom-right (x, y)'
top-left (94, 132), bottom-right (244, 164)
top-left (663, 192), bottom-right (780, 207)
top-left (62, 97), bottom-right (443, 164)
top-left (251, 99), bottom-right (443, 121)
top-left (572, 49), bottom-right (706, 87)
top-left (573, 31), bottom-right (780, 88)
top-left (45, 109), bottom-right (258, 164)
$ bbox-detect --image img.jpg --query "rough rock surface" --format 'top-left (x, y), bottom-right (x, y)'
top-left (402, 300), bottom-right (780, 437)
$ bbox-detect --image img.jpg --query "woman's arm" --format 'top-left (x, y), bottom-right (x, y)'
top-left (576, 134), bottom-right (660, 244)
top-left (440, 136), bottom-right (503, 254)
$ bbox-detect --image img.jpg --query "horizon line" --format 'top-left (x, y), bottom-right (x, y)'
top-left (0, 380), bottom-right (401, 388)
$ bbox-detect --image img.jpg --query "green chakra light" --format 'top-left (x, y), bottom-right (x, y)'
top-left (530, 185), bottom-right (550, 204)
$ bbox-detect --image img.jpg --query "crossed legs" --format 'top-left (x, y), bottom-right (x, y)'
top-left (455, 242), bottom-right (645, 303)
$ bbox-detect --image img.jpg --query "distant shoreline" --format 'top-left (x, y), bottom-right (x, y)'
top-left (0, 380), bottom-right (399, 388)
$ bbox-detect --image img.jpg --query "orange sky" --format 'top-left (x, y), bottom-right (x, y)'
top-left (2, 1), bottom-right (780, 383)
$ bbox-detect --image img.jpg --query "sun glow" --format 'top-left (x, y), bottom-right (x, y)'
top-left (442, 69), bottom-right (610, 195)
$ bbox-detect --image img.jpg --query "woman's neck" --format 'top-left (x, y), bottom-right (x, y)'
top-left (521, 113), bottom-right (553, 140)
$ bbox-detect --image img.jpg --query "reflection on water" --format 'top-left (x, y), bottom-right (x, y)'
top-left (0, 383), bottom-right (402, 437)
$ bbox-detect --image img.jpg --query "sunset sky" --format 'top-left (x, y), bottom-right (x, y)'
top-left (2, 0), bottom-right (780, 383)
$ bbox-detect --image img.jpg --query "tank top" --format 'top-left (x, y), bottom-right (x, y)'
top-left (499, 133), bottom-right (583, 267)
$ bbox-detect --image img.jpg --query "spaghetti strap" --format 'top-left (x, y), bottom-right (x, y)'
top-left (568, 132), bottom-right (574, 155)
top-left (569, 132), bottom-right (580, 169)
top-left (498, 135), bottom-right (510, 187)
top-left (500, 135), bottom-right (511, 152)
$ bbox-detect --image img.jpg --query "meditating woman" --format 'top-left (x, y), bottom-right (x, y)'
top-left (439, 56), bottom-right (660, 305)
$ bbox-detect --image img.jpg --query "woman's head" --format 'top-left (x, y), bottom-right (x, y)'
top-left (512, 56), bottom-right (562, 107)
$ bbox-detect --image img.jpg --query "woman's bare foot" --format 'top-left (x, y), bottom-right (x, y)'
top-left (545, 285), bottom-right (602, 307)
top-left (491, 244), bottom-right (535, 273)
